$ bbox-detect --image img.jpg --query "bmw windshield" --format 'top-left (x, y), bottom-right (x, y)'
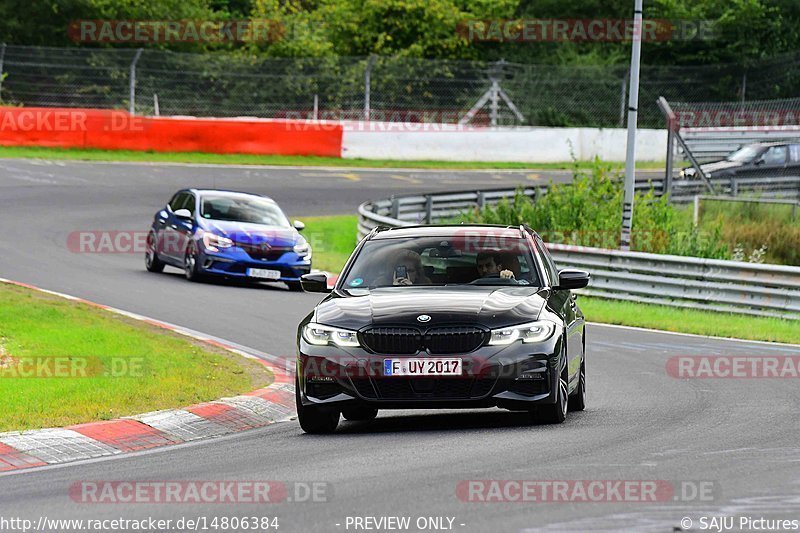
top-left (341, 236), bottom-right (540, 288)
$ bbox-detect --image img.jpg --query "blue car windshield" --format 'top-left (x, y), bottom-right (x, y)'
top-left (200, 195), bottom-right (290, 226)
top-left (342, 236), bottom-right (540, 288)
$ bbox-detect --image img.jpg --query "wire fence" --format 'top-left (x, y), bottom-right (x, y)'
top-left (2, 44), bottom-right (800, 128)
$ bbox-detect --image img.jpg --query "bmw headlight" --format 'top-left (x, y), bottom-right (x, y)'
top-left (488, 321), bottom-right (556, 346)
top-left (302, 322), bottom-right (359, 347)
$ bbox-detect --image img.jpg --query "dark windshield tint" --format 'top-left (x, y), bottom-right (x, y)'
top-left (342, 236), bottom-right (540, 288)
top-left (200, 195), bottom-right (290, 226)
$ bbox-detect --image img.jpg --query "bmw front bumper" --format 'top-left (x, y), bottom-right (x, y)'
top-left (296, 334), bottom-right (565, 412)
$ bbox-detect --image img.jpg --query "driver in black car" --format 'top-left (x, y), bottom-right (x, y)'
top-left (476, 251), bottom-right (516, 280)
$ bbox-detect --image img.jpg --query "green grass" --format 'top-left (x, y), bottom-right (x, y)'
top-left (579, 297), bottom-right (800, 344)
top-left (303, 215), bottom-right (359, 272)
top-left (700, 197), bottom-right (800, 225)
top-left (690, 197), bottom-right (800, 266)
top-left (0, 283), bottom-right (273, 431)
top-left (0, 145), bottom-right (664, 170)
top-left (302, 215), bottom-right (798, 345)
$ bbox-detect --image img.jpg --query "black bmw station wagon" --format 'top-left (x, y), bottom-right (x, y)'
top-left (295, 225), bottom-right (590, 433)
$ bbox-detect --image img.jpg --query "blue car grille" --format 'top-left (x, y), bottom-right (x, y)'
top-left (236, 242), bottom-right (292, 261)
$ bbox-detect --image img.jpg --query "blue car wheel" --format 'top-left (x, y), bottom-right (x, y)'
top-left (184, 242), bottom-right (204, 282)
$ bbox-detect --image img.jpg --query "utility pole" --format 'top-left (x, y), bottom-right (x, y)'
top-left (129, 48), bottom-right (143, 115)
top-left (364, 55), bottom-right (376, 121)
top-left (620, 0), bottom-right (643, 251)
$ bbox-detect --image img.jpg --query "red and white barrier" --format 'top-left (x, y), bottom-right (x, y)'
top-left (340, 122), bottom-right (667, 162)
top-left (0, 107), bottom-right (343, 157)
top-left (0, 107), bottom-right (668, 162)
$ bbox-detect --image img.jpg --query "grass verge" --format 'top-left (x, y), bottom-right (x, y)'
top-left (0, 145), bottom-right (664, 170)
top-left (579, 297), bottom-right (799, 344)
top-left (0, 283), bottom-right (273, 431)
top-left (303, 215), bottom-right (360, 273)
top-left (303, 214), bottom-right (798, 345)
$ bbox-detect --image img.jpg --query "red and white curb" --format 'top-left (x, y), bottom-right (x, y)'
top-left (0, 278), bottom-right (296, 473)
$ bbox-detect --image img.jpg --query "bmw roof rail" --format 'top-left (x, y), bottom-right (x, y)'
top-left (366, 225), bottom-right (391, 239)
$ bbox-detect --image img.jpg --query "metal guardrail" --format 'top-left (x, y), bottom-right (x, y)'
top-left (357, 183), bottom-right (662, 237)
top-left (670, 175), bottom-right (800, 202)
top-left (358, 188), bottom-right (800, 320)
top-left (548, 244), bottom-right (800, 320)
top-left (358, 178), bottom-right (800, 240)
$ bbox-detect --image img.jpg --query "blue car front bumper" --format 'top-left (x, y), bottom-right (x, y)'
top-left (198, 248), bottom-right (311, 281)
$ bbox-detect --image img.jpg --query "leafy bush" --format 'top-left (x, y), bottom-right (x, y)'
top-left (728, 223), bottom-right (800, 265)
top-left (702, 203), bottom-right (800, 266)
top-left (461, 159), bottom-right (731, 260)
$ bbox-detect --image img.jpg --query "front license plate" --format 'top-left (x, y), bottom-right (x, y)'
top-left (383, 358), bottom-right (462, 376)
top-left (247, 268), bottom-right (281, 280)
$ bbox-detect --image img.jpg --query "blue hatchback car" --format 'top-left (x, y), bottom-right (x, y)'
top-left (145, 189), bottom-right (312, 290)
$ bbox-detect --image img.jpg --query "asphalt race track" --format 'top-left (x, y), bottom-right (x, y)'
top-left (1, 158), bottom-right (798, 532)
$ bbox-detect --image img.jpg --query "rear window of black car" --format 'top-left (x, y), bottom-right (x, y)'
top-left (342, 236), bottom-right (540, 288)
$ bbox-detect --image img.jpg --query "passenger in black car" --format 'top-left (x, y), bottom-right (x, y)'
top-left (376, 249), bottom-right (431, 286)
top-left (476, 251), bottom-right (516, 280)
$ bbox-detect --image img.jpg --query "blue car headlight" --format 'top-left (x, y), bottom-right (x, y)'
top-left (294, 238), bottom-right (311, 259)
top-left (201, 231), bottom-right (233, 252)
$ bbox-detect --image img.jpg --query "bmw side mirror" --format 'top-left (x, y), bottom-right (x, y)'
top-left (293, 220), bottom-right (305, 231)
top-left (174, 209), bottom-right (192, 220)
top-left (300, 273), bottom-right (330, 293)
top-left (556, 269), bottom-right (590, 290)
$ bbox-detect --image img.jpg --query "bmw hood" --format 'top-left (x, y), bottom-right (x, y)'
top-left (314, 286), bottom-right (548, 330)
top-left (199, 220), bottom-right (299, 246)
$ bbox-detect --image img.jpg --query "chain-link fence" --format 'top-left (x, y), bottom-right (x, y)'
top-left (2, 44), bottom-right (800, 128)
top-left (670, 97), bottom-right (800, 129)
